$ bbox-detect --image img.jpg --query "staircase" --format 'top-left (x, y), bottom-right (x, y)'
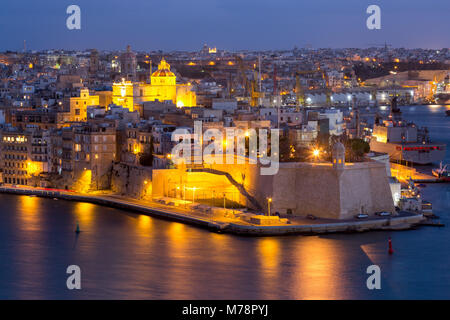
top-left (188, 168), bottom-right (262, 211)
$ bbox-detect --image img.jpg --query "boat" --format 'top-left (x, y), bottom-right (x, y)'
top-left (421, 200), bottom-right (433, 216)
top-left (369, 98), bottom-right (446, 164)
top-left (432, 162), bottom-right (450, 181)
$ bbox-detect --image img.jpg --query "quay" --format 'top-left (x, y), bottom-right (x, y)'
top-left (0, 186), bottom-right (425, 236)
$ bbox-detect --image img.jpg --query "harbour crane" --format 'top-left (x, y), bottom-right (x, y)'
top-left (235, 55), bottom-right (263, 107)
top-left (295, 69), bottom-right (332, 108)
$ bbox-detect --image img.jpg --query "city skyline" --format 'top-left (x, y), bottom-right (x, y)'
top-left (0, 0), bottom-right (449, 52)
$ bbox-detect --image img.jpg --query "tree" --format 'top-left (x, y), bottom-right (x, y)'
top-left (350, 138), bottom-right (370, 161)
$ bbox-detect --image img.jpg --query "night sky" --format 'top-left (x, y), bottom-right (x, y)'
top-left (0, 0), bottom-right (449, 51)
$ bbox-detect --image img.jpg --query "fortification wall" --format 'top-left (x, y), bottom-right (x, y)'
top-left (111, 163), bottom-right (152, 199)
top-left (151, 160), bottom-right (395, 220)
top-left (339, 163), bottom-right (395, 219)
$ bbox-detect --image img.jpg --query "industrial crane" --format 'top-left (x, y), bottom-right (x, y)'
top-left (235, 55), bottom-right (263, 107)
top-left (295, 69), bottom-right (332, 108)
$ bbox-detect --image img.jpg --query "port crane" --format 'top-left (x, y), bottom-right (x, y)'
top-left (295, 69), bottom-right (331, 109)
top-left (235, 56), bottom-right (263, 107)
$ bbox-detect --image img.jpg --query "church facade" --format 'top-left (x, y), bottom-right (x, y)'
top-left (112, 58), bottom-right (196, 112)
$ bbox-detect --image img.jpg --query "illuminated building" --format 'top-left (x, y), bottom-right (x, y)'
top-left (0, 128), bottom-right (49, 186)
top-left (121, 123), bottom-right (153, 165)
top-left (112, 80), bottom-right (135, 112)
top-left (112, 58), bottom-right (196, 112)
top-left (55, 121), bottom-right (117, 191)
top-left (69, 88), bottom-right (100, 121)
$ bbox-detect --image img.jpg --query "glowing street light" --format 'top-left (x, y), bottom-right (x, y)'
top-left (312, 149), bottom-right (320, 158)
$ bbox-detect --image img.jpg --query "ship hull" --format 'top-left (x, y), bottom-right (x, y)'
top-left (435, 93), bottom-right (450, 104)
top-left (370, 140), bottom-right (446, 164)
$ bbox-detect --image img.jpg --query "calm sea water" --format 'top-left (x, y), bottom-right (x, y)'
top-left (0, 105), bottom-right (449, 300)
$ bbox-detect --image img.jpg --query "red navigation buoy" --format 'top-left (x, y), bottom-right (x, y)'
top-left (388, 237), bottom-right (394, 254)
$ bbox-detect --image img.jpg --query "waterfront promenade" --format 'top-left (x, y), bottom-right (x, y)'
top-left (0, 185), bottom-right (424, 236)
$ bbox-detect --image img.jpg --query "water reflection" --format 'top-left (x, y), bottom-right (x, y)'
top-left (257, 238), bottom-right (281, 299)
top-left (427, 104), bottom-right (443, 113)
top-left (73, 202), bottom-right (95, 227)
top-left (137, 215), bottom-right (152, 234)
top-left (14, 195), bottom-right (46, 298)
top-left (18, 196), bottom-right (41, 231)
top-left (292, 237), bottom-right (350, 299)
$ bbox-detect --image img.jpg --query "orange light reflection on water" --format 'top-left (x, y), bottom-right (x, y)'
top-left (292, 237), bottom-right (350, 299)
top-left (257, 238), bottom-right (281, 299)
top-left (74, 202), bottom-right (95, 227)
top-left (18, 195), bottom-right (41, 231)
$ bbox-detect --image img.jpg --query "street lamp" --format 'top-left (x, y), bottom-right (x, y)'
top-left (267, 197), bottom-right (272, 216)
top-left (223, 193), bottom-right (226, 209)
top-left (312, 148), bottom-right (320, 162)
top-left (313, 149), bottom-right (320, 158)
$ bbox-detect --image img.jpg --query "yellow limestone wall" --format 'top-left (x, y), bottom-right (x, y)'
top-left (152, 159), bottom-right (395, 219)
top-left (152, 168), bottom-right (240, 202)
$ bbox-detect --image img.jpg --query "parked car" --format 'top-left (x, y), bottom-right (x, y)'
top-left (375, 211), bottom-right (391, 217)
top-left (306, 214), bottom-right (317, 220)
top-left (355, 213), bottom-right (369, 219)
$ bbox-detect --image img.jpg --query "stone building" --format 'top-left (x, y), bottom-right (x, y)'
top-left (47, 120), bottom-right (117, 191)
top-left (11, 107), bottom-right (70, 130)
top-left (152, 143), bottom-right (395, 220)
top-left (120, 45), bottom-right (137, 80)
top-left (69, 88), bottom-right (100, 122)
top-left (0, 128), bottom-right (32, 185)
top-left (0, 126), bottom-right (49, 186)
top-left (112, 58), bottom-right (196, 112)
top-left (119, 122), bottom-right (153, 165)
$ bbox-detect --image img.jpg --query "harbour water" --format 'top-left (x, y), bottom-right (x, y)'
top-left (0, 105), bottom-right (448, 300)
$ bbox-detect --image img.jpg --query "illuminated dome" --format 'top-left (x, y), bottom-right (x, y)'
top-left (151, 58), bottom-right (175, 77)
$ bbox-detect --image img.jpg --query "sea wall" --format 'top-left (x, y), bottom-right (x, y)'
top-left (0, 186), bottom-right (424, 236)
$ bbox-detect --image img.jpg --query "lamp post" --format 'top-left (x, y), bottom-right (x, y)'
top-left (267, 197), bottom-right (272, 216)
top-left (223, 193), bottom-right (226, 209)
top-left (183, 185), bottom-right (186, 208)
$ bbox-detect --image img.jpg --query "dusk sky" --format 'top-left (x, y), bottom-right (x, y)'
top-left (0, 0), bottom-right (449, 51)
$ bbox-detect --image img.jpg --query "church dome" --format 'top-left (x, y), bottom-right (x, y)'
top-left (151, 58), bottom-right (175, 77)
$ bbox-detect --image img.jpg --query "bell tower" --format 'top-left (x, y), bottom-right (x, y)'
top-left (332, 142), bottom-right (346, 170)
